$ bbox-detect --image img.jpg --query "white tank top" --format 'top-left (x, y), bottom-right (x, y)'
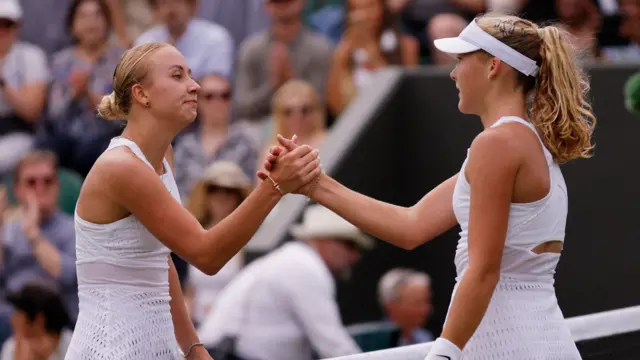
top-left (453, 116), bottom-right (567, 282)
top-left (66, 137), bottom-right (183, 360)
top-left (449, 116), bottom-right (581, 359)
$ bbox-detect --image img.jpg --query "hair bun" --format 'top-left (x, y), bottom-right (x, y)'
top-left (97, 92), bottom-right (126, 120)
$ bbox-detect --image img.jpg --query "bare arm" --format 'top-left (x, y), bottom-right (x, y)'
top-left (3, 47), bottom-right (49, 123)
top-left (89, 144), bottom-right (319, 275)
top-left (312, 174), bottom-right (458, 250)
top-left (104, 0), bottom-right (133, 47)
top-left (2, 83), bottom-right (47, 123)
top-left (401, 36), bottom-right (420, 66)
top-left (439, 130), bottom-right (518, 350)
top-left (169, 256), bottom-right (210, 359)
top-left (326, 43), bottom-right (351, 116)
top-left (264, 137), bottom-right (458, 250)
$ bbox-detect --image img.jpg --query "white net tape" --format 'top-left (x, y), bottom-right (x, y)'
top-left (324, 305), bottom-right (640, 360)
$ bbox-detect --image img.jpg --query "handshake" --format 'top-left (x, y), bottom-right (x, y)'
top-left (256, 134), bottom-right (324, 198)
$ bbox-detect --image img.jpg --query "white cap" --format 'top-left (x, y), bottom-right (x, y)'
top-left (434, 19), bottom-right (539, 77)
top-left (0, 0), bottom-right (22, 21)
top-left (290, 205), bottom-right (374, 250)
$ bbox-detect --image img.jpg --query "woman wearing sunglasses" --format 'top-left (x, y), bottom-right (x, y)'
top-left (259, 79), bottom-right (327, 173)
top-left (173, 74), bottom-right (258, 199)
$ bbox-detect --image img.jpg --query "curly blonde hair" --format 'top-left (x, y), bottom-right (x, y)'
top-left (477, 13), bottom-right (596, 164)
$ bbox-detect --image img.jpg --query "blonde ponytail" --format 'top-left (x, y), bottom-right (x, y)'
top-left (530, 26), bottom-right (596, 164)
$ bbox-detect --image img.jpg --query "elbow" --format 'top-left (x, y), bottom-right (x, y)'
top-left (399, 210), bottom-right (425, 250)
top-left (399, 232), bottom-right (421, 250)
top-left (191, 254), bottom-right (223, 276)
top-left (199, 264), bottom-right (221, 276)
top-left (467, 266), bottom-right (500, 288)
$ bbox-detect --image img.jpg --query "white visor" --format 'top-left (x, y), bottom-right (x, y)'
top-left (434, 19), bottom-right (539, 77)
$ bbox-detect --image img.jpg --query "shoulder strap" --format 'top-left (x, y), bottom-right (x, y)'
top-left (491, 117), bottom-right (554, 166)
top-left (107, 137), bottom-right (154, 170)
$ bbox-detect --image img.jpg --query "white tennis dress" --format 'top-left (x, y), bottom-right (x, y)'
top-left (65, 138), bottom-right (182, 359)
top-left (449, 116), bottom-right (582, 359)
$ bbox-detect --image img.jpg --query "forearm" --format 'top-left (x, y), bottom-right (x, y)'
top-left (312, 175), bottom-right (413, 249)
top-left (104, 0), bottom-right (132, 47)
top-left (200, 180), bottom-right (280, 273)
top-left (169, 257), bottom-right (206, 358)
top-left (31, 236), bottom-right (62, 279)
top-left (2, 86), bottom-right (42, 123)
top-left (440, 269), bottom-right (499, 349)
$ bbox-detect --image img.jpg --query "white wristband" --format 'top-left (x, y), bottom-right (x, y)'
top-left (424, 337), bottom-right (463, 360)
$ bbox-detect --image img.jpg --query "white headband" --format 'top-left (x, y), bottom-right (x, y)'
top-left (434, 19), bottom-right (539, 77)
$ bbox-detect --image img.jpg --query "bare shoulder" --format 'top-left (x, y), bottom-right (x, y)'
top-left (90, 147), bottom-right (150, 186)
top-left (468, 126), bottom-right (524, 170)
top-left (77, 147), bottom-right (151, 222)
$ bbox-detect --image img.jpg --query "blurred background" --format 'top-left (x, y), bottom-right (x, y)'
top-left (0, 0), bottom-right (638, 359)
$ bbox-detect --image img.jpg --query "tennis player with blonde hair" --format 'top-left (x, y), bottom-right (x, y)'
top-left (65, 42), bottom-right (321, 359)
top-left (262, 12), bottom-right (595, 360)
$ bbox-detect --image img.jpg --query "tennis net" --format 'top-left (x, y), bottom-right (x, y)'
top-left (324, 305), bottom-right (640, 360)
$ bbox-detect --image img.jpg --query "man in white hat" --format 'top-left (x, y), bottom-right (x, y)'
top-left (197, 204), bottom-right (373, 360)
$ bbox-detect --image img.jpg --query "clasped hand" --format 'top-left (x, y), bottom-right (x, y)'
top-left (256, 134), bottom-right (322, 195)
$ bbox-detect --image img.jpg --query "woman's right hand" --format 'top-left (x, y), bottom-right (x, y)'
top-left (258, 136), bottom-right (321, 195)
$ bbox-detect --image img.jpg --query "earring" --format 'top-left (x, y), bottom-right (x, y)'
top-left (145, 100), bottom-right (150, 108)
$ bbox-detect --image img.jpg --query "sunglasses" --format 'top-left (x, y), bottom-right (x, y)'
top-left (280, 105), bottom-right (315, 117)
top-left (202, 90), bottom-right (231, 102)
top-left (23, 176), bottom-right (55, 188)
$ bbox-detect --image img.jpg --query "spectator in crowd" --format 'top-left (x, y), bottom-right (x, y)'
top-left (0, 283), bottom-right (73, 360)
top-left (554, 0), bottom-right (603, 59)
top-left (233, 0), bottom-right (333, 144)
top-left (135, 0), bottom-right (234, 81)
top-left (260, 79), bottom-right (327, 172)
top-left (347, 268), bottom-right (434, 352)
top-left (602, 0), bottom-right (640, 61)
top-left (183, 161), bottom-right (254, 327)
top-left (18, 0), bottom-right (74, 56)
top-left (114, 0), bottom-right (154, 47)
top-left (173, 74), bottom-right (259, 198)
top-left (377, 268), bottom-right (434, 346)
top-left (377, 0), bottom-right (472, 65)
top-left (326, 0), bottom-right (418, 117)
top-left (199, 205), bottom-right (371, 360)
top-left (196, 0), bottom-right (270, 52)
top-left (38, 0), bottom-right (125, 177)
top-left (0, 0), bottom-right (49, 178)
top-left (18, 0), bottom-right (130, 56)
top-left (0, 150), bottom-right (77, 346)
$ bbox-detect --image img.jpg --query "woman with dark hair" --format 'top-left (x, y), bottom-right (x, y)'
top-left (37, 0), bottom-right (125, 176)
top-left (326, 0), bottom-right (418, 116)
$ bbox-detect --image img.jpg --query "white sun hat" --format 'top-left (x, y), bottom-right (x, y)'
top-left (290, 205), bottom-right (374, 250)
top-left (434, 18), bottom-right (539, 77)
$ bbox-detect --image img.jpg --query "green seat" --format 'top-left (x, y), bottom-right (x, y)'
top-left (347, 321), bottom-right (399, 353)
top-left (303, 0), bottom-right (344, 24)
top-left (3, 167), bottom-right (84, 216)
